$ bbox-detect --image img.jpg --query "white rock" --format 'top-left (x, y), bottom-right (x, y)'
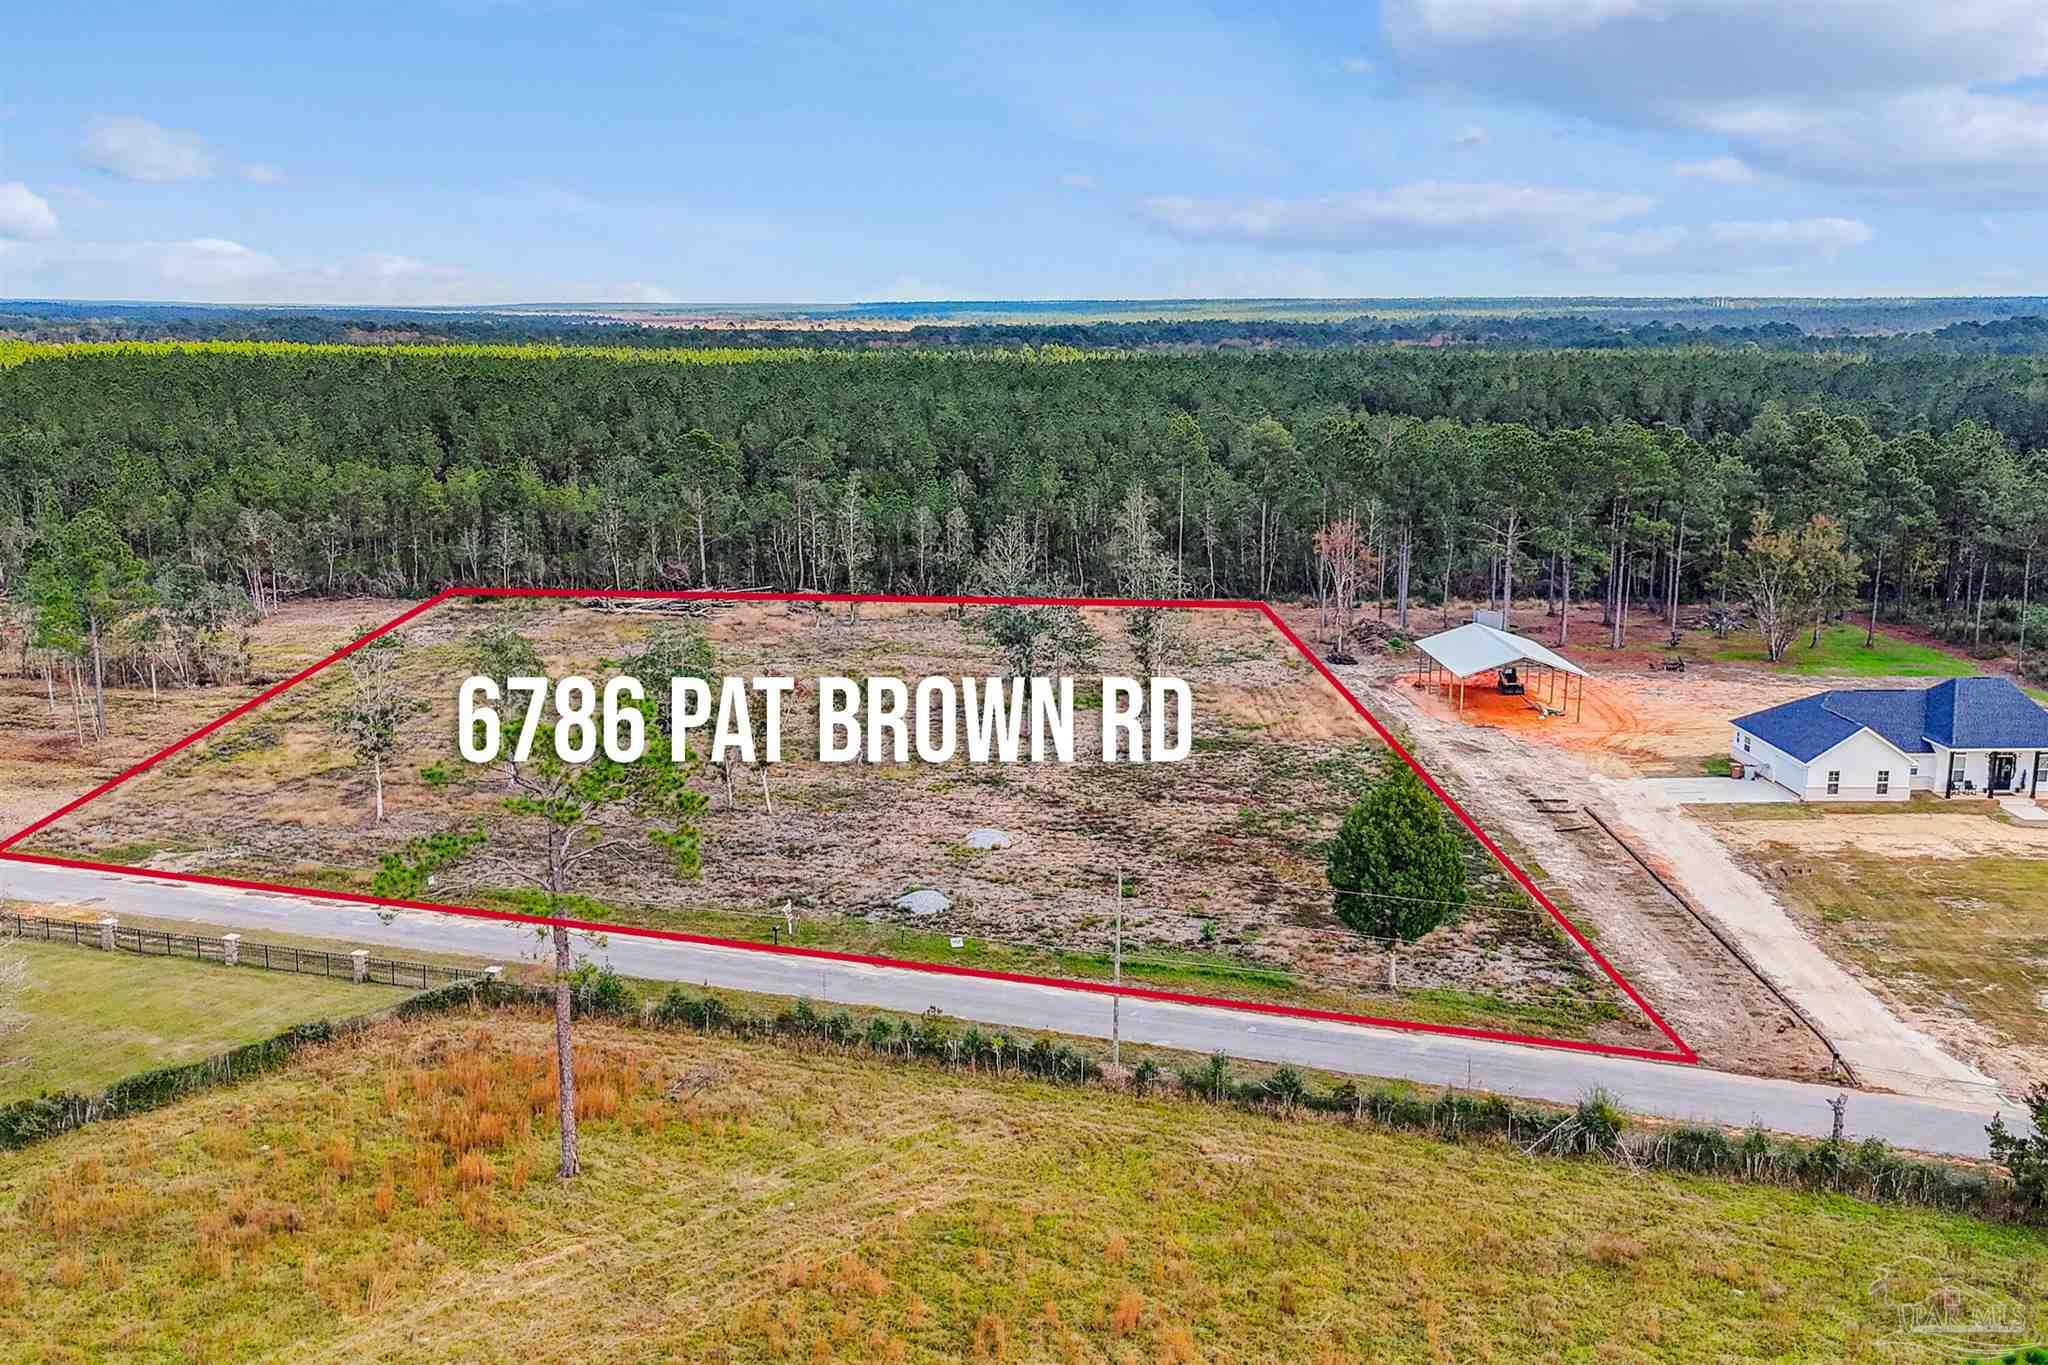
top-left (894, 888), bottom-right (950, 916)
top-left (964, 828), bottom-right (1013, 850)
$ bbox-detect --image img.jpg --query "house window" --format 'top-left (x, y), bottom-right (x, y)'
top-left (1826, 770), bottom-right (1841, 795)
top-left (1741, 735), bottom-right (1751, 752)
top-left (1876, 770), bottom-right (1890, 795)
top-left (1909, 765), bottom-right (1918, 777)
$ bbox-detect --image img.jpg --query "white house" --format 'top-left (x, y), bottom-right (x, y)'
top-left (1729, 676), bottom-right (2048, 803)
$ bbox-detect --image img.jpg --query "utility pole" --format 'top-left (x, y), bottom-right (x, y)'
top-left (1111, 867), bottom-right (1123, 1069)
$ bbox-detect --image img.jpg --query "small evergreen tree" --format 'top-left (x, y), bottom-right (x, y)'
top-left (1327, 765), bottom-right (1467, 941)
top-left (1986, 1083), bottom-right (2048, 1213)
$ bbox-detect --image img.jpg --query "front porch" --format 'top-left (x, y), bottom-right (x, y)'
top-left (1942, 747), bottom-right (2047, 799)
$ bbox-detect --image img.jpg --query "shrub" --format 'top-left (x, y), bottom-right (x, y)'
top-left (1987, 1084), bottom-right (2048, 1213)
top-left (1261, 1067), bottom-right (1309, 1107)
top-left (1532, 1089), bottom-right (1627, 1157)
top-left (1177, 1052), bottom-right (1232, 1102)
top-left (570, 964), bottom-right (637, 1018)
top-left (1326, 764), bottom-right (1467, 941)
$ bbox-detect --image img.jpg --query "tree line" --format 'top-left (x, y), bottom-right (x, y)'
top-left (4, 344), bottom-right (2048, 730)
top-left (10, 299), bottom-right (2048, 355)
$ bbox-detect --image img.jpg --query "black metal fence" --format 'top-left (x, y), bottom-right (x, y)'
top-left (1, 911), bottom-right (479, 990)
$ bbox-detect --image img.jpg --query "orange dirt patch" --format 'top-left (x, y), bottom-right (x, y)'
top-left (1395, 670), bottom-right (1812, 776)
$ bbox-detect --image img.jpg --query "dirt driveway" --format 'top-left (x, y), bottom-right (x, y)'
top-left (1340, 655), bottom-right (1837, 1082)
top-left (1601, 779), bottom-right (2003, 1105)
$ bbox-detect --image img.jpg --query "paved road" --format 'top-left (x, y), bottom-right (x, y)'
top-left (1, 858), bottom-right (2028, 1158)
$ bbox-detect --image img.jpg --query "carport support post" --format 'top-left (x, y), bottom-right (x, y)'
top-left (96, 916), bottom-right (116, 951)
top-left (350, 949), bottom-right (369, 984)
top-left (222, 933), bottom-right (239, 967)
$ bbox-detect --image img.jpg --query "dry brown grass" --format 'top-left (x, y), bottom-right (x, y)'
top-left (0, 1011), bottom-right (2042, 1362)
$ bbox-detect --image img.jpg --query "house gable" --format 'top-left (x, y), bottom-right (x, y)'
top-left (1925, 677), bottom-right (2048, 749)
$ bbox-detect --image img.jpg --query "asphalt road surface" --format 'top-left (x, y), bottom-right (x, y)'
top-left (2, 858), bottom-right (2028, 1159)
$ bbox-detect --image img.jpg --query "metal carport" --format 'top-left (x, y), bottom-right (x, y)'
top-left (1413, 621), bottom-right (1587, 720)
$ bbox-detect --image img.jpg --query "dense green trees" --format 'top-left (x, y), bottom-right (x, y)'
top-left (3, 344), bottom-right (2048, 703)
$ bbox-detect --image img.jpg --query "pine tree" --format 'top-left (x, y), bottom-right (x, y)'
top-left (1326, 766), bottom-right (1467, 942)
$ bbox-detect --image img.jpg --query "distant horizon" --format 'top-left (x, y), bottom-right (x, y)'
top-left (7, 293), bottom-right (2048, 314)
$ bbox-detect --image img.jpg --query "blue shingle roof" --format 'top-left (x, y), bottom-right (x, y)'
top-left (1731, 695), bottom-right (1874, 761)
top-left (1819, 689), bottom-right (1932, 755)
top-left (1734, 677), bottom-right (2048, 760)
top-left (1924, 677), bottom-right (2048, 748)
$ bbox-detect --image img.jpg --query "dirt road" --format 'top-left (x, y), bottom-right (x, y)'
top-left (1346, 635), bottom-right (2003, 1104)
top-left (1340, 658), bottom-right (1839, 1083)
top-left (1600, 779), bottom-right (2002, 1105)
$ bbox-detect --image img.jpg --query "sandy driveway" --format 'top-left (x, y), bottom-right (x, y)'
top-left (1603, 777), bottom-right (2002, 1105)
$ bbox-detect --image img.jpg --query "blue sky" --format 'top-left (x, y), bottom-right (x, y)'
top-left (1, 1), bottom-right (2045, 304)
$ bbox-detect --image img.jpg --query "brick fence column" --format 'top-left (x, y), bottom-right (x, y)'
top-left (97, 917), bottom-right (117, 951)
top-left (350, 949), bottom-right (369, 984)
top-left (221, 933), bottom-right (240, 967)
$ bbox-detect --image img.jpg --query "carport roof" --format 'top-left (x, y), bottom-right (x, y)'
top-left (1413, 622), bottom-right (1586, 681)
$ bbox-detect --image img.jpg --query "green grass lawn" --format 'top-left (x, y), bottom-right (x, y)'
top-left (1712, 623), bottom-right (1979, 677)
top-left (1, 938), bottom-right (414, 1100)
top-left (1749, 847), bottom-right (2048, 1053)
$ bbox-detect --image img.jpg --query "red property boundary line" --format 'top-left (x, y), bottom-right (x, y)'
top-left (0, 587), bottom-right (1697, 1066)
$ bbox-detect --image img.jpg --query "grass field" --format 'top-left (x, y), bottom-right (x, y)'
top-left (2, 1011), bottom-right (2043, 1362)
top-left (1753, 849), bottom-right (2048, 1058)
top-left (1, 939), bottom-right (413, 1100)
top-left (1712, 624), bottom-right (1979, 677)
top-left (1689, 795), bottom-right (2019, 823)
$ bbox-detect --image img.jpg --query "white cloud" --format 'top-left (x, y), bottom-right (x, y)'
top-left (1557, 216), bottom-right (1874, 272)
top-left (0, 181), bottom-right (58, 240)
top-left (1060, 173), bottom-right (1097, 190)
top-left (604, 281), bottom-right (681, 305)
top-left (1673, 156), bottom-right (1757, 184)
top-left (1383, 0), bottom-right (2048, 197)
top-left (79, 115), bottom-right (284, 185)
top-left (1136, 181), bottom-right (1654, 251)
top-left (870, 275), bottom-right (962, 302)
top-left (1341, 56), bottom-right (1375, 73)
top-left (1451, 125), bottom-right (1488, 147)
top-left (81, 116), bottom-right (216, 182)
top-left (0, 236), bottom-right (627, 305)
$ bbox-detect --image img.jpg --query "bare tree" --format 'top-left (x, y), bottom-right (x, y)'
top-left (1312, 518), bottom-right (1377, 657)
top-left (329, 637), bottom-right (423, 822)
top-left (1109, 484), bottom-right (1186, 684)
top-left (970, 517), bottom-right (1099, 677)
top-left (836, 474), bottom-right (874, 620)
